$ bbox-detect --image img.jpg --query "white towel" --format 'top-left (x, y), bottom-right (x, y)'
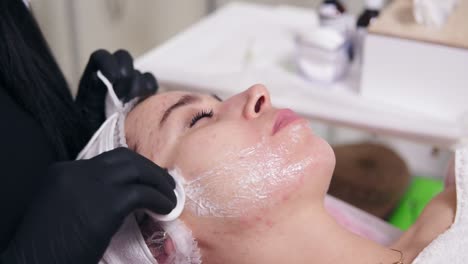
top-left (412, 145), bottom-right (468, 263)
top-left (99, 216), bottom-right (157, 264)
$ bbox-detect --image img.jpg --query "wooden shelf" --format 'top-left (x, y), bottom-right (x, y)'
top-left (369, 0), bottom-right (468, 50)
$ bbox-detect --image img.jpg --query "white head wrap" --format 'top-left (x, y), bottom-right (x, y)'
top-left (99, 216), bottom-right (201, 264)
top-left (77, 71), bottom-right (133, 159)
top-left (77, 71), bottom-right (201, 264)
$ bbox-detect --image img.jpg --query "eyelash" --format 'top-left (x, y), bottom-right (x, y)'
top-left (189, 109), bottom-right (214, 128)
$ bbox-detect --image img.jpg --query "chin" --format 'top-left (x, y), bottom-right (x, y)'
top-left (299, 135), bottom-right (335, 194)
top-left (275, 121), bottom-right (335, 172)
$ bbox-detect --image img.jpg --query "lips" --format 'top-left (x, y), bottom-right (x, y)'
top-left (272, 109), bottom-right (302, 135)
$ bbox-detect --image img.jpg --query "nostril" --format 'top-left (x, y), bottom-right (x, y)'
top-left (254, 96), bottom-right (265, 113)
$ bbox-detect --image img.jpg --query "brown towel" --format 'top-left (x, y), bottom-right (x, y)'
top-left (329, 142), bottom-right (410, 219)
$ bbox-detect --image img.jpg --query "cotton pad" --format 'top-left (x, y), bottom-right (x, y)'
top-left (146, 169), bottom-right (186, 222)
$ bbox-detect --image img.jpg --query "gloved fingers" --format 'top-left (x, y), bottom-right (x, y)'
top-left (113, 49), bottom-right (133, 78)
top-left (97, 148), bottom-right (176, 195)
top-left (85, 49), bottom-right (119, 83)
top-left (126, 154), bottom-right (177, 201)
top-left (124, 70), bottom-right (144, 102)
top-left (129, 150), bottom-right (176, 189)
top-left (94, 147), bottom-right (130, 165)
top-left (127, 185), bottom-right (177, 215)
top-left (46, 160), bottom-right (80, 178)
top-left (83, 49), bottom-right (158, 103)
top-left (113, 79), bottom-right (131, 100)
top-left (141, 72), bottom-right (158, 97)
top-left (112, 51), bottom-right (134, 100)
top-left (123, 71), bottom-right (158, 103)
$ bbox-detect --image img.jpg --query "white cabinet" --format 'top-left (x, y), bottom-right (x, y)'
top-left (215, 0), bottom-right (366, 15)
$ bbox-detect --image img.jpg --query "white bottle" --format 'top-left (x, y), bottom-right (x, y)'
top-left (318, 0), bottom-right (352, 36)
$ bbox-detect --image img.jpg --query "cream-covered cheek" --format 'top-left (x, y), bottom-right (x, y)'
top-left (178, 122), bottom-right (314, 218)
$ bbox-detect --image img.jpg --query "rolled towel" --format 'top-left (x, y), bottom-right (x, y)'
top-left (413, 0), bottom-right (459, 28)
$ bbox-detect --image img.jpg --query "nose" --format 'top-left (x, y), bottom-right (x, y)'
top-left (243, 84), bottom-right (271, 119)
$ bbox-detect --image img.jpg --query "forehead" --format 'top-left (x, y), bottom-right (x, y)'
top-left (126, 91), bottom-right (188, 135)
top-left (124, 91), bottom-right (186, 158)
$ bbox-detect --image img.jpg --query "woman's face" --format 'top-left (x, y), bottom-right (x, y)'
top-left (126, 84), bottom-right (335, 242)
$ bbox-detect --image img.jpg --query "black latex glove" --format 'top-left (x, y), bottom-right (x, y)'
top-left (75, 49), bottom-right (158, 137)
top-left (1, 148), bottom-right (176, 264)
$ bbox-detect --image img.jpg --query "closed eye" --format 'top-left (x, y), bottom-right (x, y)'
top-left (189, 109), bottom-right (214, 128)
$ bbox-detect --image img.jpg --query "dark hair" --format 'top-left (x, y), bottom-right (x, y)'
top-left (0, 0), bottom-right (88, 160)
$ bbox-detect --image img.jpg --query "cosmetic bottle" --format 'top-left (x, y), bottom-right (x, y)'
top-left (355, 0), bottom-right (385, 64)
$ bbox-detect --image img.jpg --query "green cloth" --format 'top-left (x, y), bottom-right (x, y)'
top-left (389, 176), bottom-right (444, 230)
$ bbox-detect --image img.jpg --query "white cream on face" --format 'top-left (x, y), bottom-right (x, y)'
top-left (180, 122), bottom-right (313, 218)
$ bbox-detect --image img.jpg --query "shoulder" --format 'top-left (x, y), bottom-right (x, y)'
top-left (401, 186), bottom-right (456, 260)
top-left (415, 186), bottom-right (457, 232)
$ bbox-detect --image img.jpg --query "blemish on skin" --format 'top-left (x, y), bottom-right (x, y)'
top-left (265, 219), bottom-right (274, 228)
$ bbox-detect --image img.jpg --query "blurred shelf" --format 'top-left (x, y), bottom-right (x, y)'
top-left (136, 2), bottom-right (463, 149)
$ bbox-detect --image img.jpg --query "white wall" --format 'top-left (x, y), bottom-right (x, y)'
top-left (32, 0), bottom-right (208, 94)
top-left (31, 1), bottom-right (76, 89)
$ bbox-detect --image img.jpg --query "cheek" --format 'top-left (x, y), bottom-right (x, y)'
top-left (171, 123), bottom-right (260, 178)
top-left (176, 122), bottom-right (320, 219)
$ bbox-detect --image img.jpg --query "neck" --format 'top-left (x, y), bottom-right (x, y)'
top-left (204, 201), bottom-right (404, 264)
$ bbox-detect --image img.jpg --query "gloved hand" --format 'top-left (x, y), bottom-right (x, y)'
top-left (75, 49), bottom-right (158, 138)
top-left (1, 148), bottom-right (176, 264)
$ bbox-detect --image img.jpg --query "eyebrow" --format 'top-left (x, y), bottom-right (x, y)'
top-left (160, 95), bottom-right (199, 126)
top-left (211, 93), bottom-right (222, 102)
